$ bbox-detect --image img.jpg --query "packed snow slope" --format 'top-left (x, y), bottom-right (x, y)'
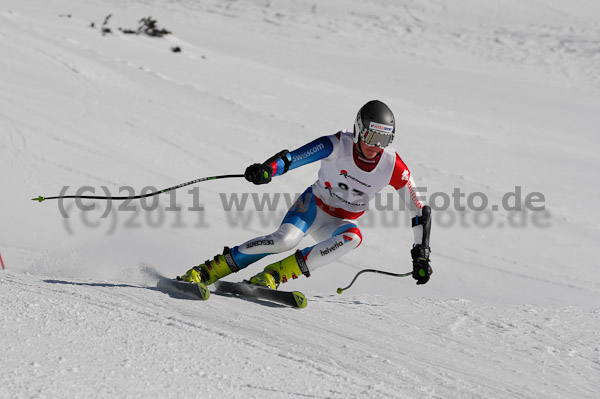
top-left (1, 0), bottom-right (599, 398)
top-left (2, 271), bottom-right (599, 399)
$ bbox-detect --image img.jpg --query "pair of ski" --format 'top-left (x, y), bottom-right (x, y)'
top-left (169, 279), bottom-right (307, 309)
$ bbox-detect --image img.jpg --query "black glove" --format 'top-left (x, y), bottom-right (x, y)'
top-left (245, 163), bottom-right (273, 185)
top-left (245, 150), bottom-right (291, 185)
top-left (411, 245), bottom-right (432, 285)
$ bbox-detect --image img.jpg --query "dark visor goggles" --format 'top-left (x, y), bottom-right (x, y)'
top-left (355, 113), bottom-right (395, 148)
top-left (361, 128), bottom-right (394, 147)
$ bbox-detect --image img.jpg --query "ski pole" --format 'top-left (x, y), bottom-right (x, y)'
top-left (336, 269), bottom-right (412, 294)
top-left (31, 174), bottom-right (245, 202)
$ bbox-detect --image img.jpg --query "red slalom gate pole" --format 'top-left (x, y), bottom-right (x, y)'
top-left (0, 251), bottom-right (5, 270)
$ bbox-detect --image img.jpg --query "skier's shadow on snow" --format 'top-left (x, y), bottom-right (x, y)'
top-left (43, 279), bottom-right (286, 307)
top-left (44, 279), bottom-right (153, 290)
top-left (44, 278), bottom-right (193, 300)
top-left (43, 278), bottom-right (199, 301)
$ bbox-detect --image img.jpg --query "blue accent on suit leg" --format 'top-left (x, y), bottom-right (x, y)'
top-left (332, 223), bottom-right (359, 238)
top-left (281, 187), bottom-right (317, 233)
top-left (230, 246), bottom-right (270, 269)
top-left (230, 187), bottom-right (318, 269)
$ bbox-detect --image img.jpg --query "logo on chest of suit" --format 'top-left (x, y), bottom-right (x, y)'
top-left (324, 181), bottom-right (366, 207)
top-left (339, 169), bottom-right (372, 188)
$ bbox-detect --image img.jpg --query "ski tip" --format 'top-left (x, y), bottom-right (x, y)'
top-left (32, 196), bottom-right (45, 202)
top-left (292, 291), bottom-right (307, 309)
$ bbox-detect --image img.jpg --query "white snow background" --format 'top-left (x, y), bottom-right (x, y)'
top-left (1, 0), bottom-right (599, 398)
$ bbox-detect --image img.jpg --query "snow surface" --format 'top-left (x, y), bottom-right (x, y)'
top-left (1, 0), bottom-right (599, 398)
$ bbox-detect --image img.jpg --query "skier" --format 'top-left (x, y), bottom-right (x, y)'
top-left (179, 100), bottom-right (432, 289)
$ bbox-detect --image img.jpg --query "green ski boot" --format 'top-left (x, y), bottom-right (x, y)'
top-left (249, 250), bottom-right (310, 289)
top-left (179, 247), bottom-right (239, 286)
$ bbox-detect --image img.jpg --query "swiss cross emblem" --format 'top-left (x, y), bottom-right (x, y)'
top-left (401, 170), bottom-right (410, 181)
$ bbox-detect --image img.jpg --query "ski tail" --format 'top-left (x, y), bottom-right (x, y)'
top-left (168, 279), bottom-right (210, 300)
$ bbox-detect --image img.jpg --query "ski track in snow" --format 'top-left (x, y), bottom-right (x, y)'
top-left (1, 0), bottom-right (600, 397)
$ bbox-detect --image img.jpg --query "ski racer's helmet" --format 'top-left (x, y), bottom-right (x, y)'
top-left (353, 100), bottom-right (395, 147)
